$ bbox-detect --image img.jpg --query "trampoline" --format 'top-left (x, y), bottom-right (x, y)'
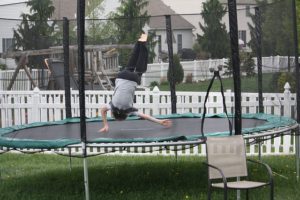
top-left (0, 113), bottom-right (297, 153)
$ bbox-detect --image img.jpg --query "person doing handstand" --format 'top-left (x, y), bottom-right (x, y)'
top-left (99, 34), bottom-right (172, 133)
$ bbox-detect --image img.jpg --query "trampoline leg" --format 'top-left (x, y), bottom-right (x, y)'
top-left (83, 157), bottom-right (90, 200)
top-left (236, 177), bottom-right (240, 200)
top-left (82, 143), bottom-right (90, 200)
top-left (258, 140), bottom-right (262, 161)
top-left (68, 148), bottom-right (72, 172)
top-left (296, 129), bottom-right (300, 182)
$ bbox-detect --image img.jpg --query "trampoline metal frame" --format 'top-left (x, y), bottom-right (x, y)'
top-left (1, 122), bottom-right (297, 157)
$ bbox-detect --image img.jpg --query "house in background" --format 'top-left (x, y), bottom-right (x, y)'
top-left (0, 0), bottom-right (76, 69)
top-left (96, 0), bottom-right (195, 62)
top-left (162, 0), bottom-right (257, 51)
top-left (219, 0), bottom-right (257, 51)
top-left (0, 1), bottom-right (29, 54)
top-left (0, 1), bottom-right (29, 68)
top-left (0, 0), bottom-right (257, 68)
top-left (145, 0), bottom-right (195, 62)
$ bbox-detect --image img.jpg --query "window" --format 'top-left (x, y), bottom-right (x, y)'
top-left (246, 5), bottom-right (251, 17)
top-left (177, 34), bottom-right (182, 52)
top-left (238, 30), bottom-right (246, 47)
top-left (2, 38), bottom-right (14, 52)
top-left (157, 35), bottom-right (162, 53)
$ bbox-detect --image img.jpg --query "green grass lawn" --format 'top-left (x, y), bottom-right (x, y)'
top-left (0, 153), bottom-right (299, 200)
top-left (158, 73), bottom-right (276, 92)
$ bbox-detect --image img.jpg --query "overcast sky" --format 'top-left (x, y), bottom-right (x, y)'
top-left (0, 0), bottom-right (27, 6)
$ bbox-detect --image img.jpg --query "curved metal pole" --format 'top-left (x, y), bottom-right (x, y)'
top-left (255, 7), bottom-right (263, 113)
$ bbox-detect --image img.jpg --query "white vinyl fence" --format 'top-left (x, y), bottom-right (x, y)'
top-left (0, 56), bottom-right (295, 90)
top-left (141, 56), bottom-right (295, 86)
top-left (0, 85), bottom-right (297, 156)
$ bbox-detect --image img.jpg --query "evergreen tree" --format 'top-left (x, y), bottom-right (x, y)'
top-left (248, 0), bottom-right (293, 56)
top-left (167, 54), bottom-right (184, 84)
top-left (240, 52), bottom-right (256, 77)
top-left (13, 0), bottom-right (55, 51)
top-left (197, 0), bottom-right (230, 59)
top-left (13, 0), bottom-right (56, 69)
top-left (224, 52), bottom-right (256, 77)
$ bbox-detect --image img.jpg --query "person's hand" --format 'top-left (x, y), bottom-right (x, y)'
top-left (99, 125), bottom-right (109, 133)
top-left (160, 119), bottom-right (172, 128)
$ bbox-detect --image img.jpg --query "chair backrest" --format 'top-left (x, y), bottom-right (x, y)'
top-left (206, 135), bottom-right (248, 179)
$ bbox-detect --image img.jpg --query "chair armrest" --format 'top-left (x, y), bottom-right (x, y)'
top-left (203, 162), bottom-right (228, 188)
top-left (247, 158), bottom-right (274, 185)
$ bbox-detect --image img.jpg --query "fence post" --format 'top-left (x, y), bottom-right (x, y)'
top-left (283, 82), bottom-right (291, 117)
top-left (193, 60), bottom-right (197, 82)
top-left (0, 72), bottom-right (2, 91)
top-left (276, 55), bottom-right (280, 71)
top-left (31, 87), bottom-right (41, 122)
top-left (152, 86), bottom-right (160, 115)
top-left (160, 62), bottom-right (164, 79)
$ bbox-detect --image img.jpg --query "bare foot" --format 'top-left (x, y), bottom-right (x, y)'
top-left (98, 126), bottom-right (109, 133)
top-left (138, 34), bottom-right (147, 42)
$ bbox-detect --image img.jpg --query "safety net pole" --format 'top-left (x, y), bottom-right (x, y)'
top-left (292, 0), bottom-right (300, 182)
top-left (165, 15), bottom-right (177, 114)
top-left (227, 0), bottom-right (241, 135)
top-left (63, 17), bottom-right (72, 118)
top-left (77, 0), bottom-right (90, 199)
top-left (255, 7), bottom-right (263, 113)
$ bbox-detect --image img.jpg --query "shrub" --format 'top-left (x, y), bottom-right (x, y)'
top-left (167, 54), bottom-right (184, 85)
top-left (277, 72), bottom-right (295, 92)
top-left (150, 81), bottom-right (159, 88)
top-left (0, 63), bottom-right (7, 70)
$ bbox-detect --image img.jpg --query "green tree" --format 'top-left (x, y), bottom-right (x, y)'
top-left (240, 52), bottom-right (256, 77)
top-left (13, 0), bottom-right (55, 51)
top-left (111, 0), bottom-right (150, 67)
top-left (297, 0), bottom-right (300, 52)
top-left (197, 0), bottom-right (230, 59)
top-left (167, 54), bottom-right (184, 84)
top-left (13, 0), bottom-right (56, 69)
top-left (248, 0), bottom-right (293, 56)
top-left (0, 63), bottom-right (7, 70)
top-left (224, 52), bottom-right (256, 77)
top-left (85, 0), bottom-right (114, 45)
top-left (277, 72), bottom-right (295, 92)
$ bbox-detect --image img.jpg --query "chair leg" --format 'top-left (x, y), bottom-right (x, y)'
top-left (223, 188), bottom-right (227, 200)
top-left (207, 185), bottom-right (211, 200)
top-left (246, 189), bottom-right (249, 200)
top-left (270, 184), bottom-right (274, 200)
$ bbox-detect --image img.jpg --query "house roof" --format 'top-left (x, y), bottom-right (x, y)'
top-left (218, 0), bottom-right (257, 5)
top-left (146, 0), bottom-right (195, 30)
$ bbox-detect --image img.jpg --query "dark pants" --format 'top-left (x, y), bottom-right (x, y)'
top-left (117, 41), bottom-right (148, 85)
